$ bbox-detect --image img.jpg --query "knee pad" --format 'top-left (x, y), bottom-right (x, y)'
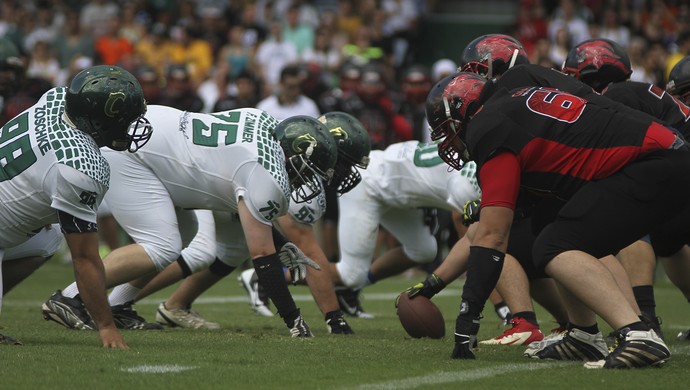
top-left (336, 260), bottom-right (369, 289)
top-left (179, 244), bottom-right (217, 274)
top-left (139, 240), bottom-right (183, 272)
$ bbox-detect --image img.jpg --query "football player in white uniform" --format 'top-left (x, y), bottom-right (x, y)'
top-left (329, 140), bottom-right (481, 316)
top-left (1, 65), bottom-right (151, 347)
top-left (120, 113), bottom-right (371, 334)
top-left (43, 109), bottom-right (337, 337)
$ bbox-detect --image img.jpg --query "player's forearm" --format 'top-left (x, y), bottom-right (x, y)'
top-left (72, 256), bottom-right (117, 330)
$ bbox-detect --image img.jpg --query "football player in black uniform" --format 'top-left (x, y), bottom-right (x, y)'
top-left (562, 38), bottom-right (690, 339)
top-left (428, 71), bottom-right (689, 368)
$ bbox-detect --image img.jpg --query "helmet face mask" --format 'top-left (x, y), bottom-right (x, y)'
top-left (460, 34), bottom-right (529, 78)
top-left (318, 112), bottom-right (371, 194)
top-left (426, 72), bottom-right (486, 170)
top-left (562, 38), bottom-right (632, 92)
top-left (65, 65), bottom-right (152, 152)
top-left (275, 116), bottom-right (338, 203)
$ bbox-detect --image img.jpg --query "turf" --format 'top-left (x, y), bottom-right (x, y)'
top-left (1, 260), bottom-right (689, 389)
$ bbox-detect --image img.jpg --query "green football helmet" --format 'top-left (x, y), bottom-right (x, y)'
top-left (0, 38), bottom-right (24, 98)
top-left (318, 111), bottom-right (371, 194)
top-left (274, 115), bottom-right (338, 202)
top-left (65, 65), bottom-right (152, 152)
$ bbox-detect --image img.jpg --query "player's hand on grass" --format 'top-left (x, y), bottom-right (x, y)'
top-left (99, 327), bottom-right (128, 349)
top-left (279, 242), bottom-right (320, 284)
top-left (451, 307), bottom-right (480, 360)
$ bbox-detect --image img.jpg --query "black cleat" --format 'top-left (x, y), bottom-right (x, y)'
top-left (112, 302), bottom-right (164, 330)
top-left (336, 288), bottom-right (374, 319)
top-left (326, 312), bottom-right (354, 334)
top-left (42, 290), bottom-right (96, 330)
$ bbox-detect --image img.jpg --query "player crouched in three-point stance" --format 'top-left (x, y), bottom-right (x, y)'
top-left (1, 65), bottom-right (151, 347)
top-left (42, 105), bottom-right (337, 337)
top-left (427, 72), bottom-right (689, 368)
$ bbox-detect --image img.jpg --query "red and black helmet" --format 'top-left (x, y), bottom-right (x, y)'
top-left (460, 34), bottom-right (529, 78)
top-left (562, 38), bottom-right (632, 92)
top-left (425, 72), bottom-right (487, 170)
top-left (667, 55), bottom-right (690, 105)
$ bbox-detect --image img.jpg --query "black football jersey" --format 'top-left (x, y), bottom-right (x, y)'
top-left (467, 86), bottom-right (673, 200)
top-left (603, 81), bottom-right (690, 138)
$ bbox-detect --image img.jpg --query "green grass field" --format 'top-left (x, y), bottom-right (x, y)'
top-left (1, 260), bottom-right (690, 389)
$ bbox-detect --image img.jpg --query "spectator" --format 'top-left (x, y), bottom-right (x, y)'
top-left (167, 24), bottom-right (213, 87)
top-left (157, 64), bottom-right (204, 112)
top-left (301, 26), bottom-right (341, 75)
top-left (282, 4), bottom-right (315, 57)
top-left (79, 0), bottom-right (119, 39)
top-left (25, 39), bottom-right (59, 86)
top-left (398, 64), bottom-right (432, 142)
top-left (340, 62), bottom-right (412, 149)
top-left (255, 19), bottom-right (299, 95)
top-left (135, 64), bottom-right (163, 105)
top-left (213, 70), bottom-right (261, 112)
top-left (342, 25), bottom-right (385, 66)
top-left (548, 0), bottom-right (590, 47)
top-left (94, 15), bottom-right (134, 66)
top-left (431, 58), bottom-right (457, 83)
top-left (597, 7), bottom-right (631, 48)
top-left (256, 64), bottom-right (320, 120)
top-left (53, 9), bottom-right (95, 74)
top-left (549, 27), bottom-right (572, 67)
top-left (514, 0), bottom-right (548, 57)
top-left (629, 36), bottom-right (657, 84)
top-left (217, 25), bottom-right (255, 81)
top-left (336, 0), bottom-right (362, 42)
top-left (134, 23), bottom-right (171, 77)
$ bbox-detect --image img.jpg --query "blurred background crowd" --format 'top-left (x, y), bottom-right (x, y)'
top-left (4, 0), bottom-right (690, 147)
top-left (4, 0), bottom-right (690, 262)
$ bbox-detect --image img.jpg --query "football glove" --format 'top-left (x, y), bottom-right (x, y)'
top-left (397, 273), bottom-right (447, 307)
top-left (278, 242), bottom-right (320, 284)
top-left (462, 199), bottom-right (481, 226)
top-left (451, 301), bottom-right (481, 360)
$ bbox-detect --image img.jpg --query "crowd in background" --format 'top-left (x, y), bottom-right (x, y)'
top-left (3, 0), bottom-right (690, 148)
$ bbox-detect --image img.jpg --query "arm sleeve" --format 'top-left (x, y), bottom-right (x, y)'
top-left (478, 151), bottom-right (521, 210)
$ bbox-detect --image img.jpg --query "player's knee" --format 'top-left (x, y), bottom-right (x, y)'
top-left (403, 242), bottom-right (437, 264)
top-left (140, 240), bottom-right (183, 272)
top-left (336, 261), bottom-right (369, 289)
top-left (180, 248), bottom-right (216, 274)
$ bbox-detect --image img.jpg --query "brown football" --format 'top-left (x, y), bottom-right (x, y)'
top-left (396, 292), bottom-right (445, 339)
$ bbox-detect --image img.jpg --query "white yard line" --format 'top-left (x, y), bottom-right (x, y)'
top-left (121, 365), bottom-right (198, 374)
top-left (342, 362), bottom-right (568, 390)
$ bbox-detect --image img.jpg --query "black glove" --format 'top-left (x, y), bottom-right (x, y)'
top-left (462, 199), bottom-right (481, 226)
top-left (451, 301), bottom-right (481, 360)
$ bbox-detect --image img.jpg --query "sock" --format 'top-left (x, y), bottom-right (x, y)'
top-left (108, 283), bottom-right (141, 306)
top-left (632, 285), bottom-right (657, 320)
top-left (619, 321), bottom-right (648, 332)
top-left (569, 322), bottom-right (599, 335)
top-left (62, 282), bottom-right (80, 299)
top-left (254, 253), bottom-right (299, 326)
top-left (512, 311), bottom-right (538, 326)
top-left (325, 310), bottom-right (343, 321)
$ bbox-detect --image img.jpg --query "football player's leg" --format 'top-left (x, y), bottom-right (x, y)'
top-left (3, 225), bottom-right (62, 294)
top-left (371, 207), bottom-right (437, 282)
top-left (332, 185), bottom-right (381, 289)
top-left (616, 239), bottom-right (658, 324)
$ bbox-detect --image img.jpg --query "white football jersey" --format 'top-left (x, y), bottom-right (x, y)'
top-left (360, 141), bottom-right (480, 211)
top-left (0, 87), bottom-right (108, 247)
top-left (117, 106), bottom-right (291, 225)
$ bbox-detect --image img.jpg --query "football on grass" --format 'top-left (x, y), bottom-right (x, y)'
top-left (396, 293), bottom-right (445, 339)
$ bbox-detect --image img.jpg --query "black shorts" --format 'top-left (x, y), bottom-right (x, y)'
top-left (532, 149), bottom-right (690, 268)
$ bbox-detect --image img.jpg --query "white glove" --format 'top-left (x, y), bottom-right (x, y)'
top-left (278, 242), bottom-right (320, 284)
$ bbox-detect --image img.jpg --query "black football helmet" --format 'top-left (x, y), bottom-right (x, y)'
top-left (65, 65), bottom-right (152, 152)
top-left (426, 72), bottom-right (487, 170)
top-left (274, 115), bottom-right (338, 202)
top-left (562, 38), bottom-right (632, 92)
top-left (460, 34), bottom-right (529, 78)
top-left (667, 56), bottom-right (690, 105)
top-left (0, 38), bottom-right (24, 98)
top-left (318, 111), bottom-right (371, 194)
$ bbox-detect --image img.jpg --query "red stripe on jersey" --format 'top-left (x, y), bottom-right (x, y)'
top-left (479, 151), bottom-right (521, 210)
top-left (517, 122), bottom-right (677, 181)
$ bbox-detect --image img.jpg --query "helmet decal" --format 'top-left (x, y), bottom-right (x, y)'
top-left (329, 126), bottom-right (348, 140)
top-left (104, 92), bottom-right (126, 117)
